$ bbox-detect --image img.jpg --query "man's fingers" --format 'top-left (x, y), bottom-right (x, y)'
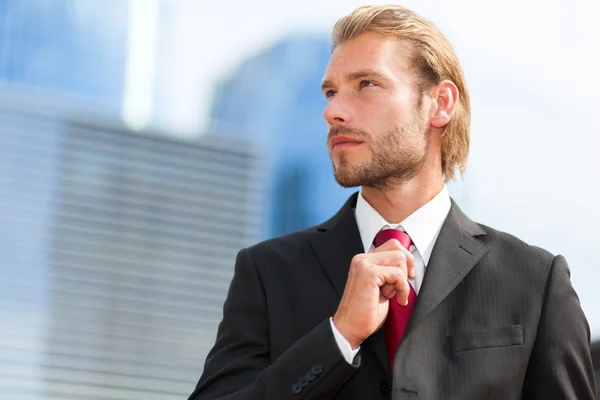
top-left (381, 283), bottom-right (396, 299)
top-left (368, 249), bottom-right (415, 279)
top-left (376, 265), bottom-right (410, 306)
top-left (372, 238), bottom-right (404, 253)
top-left (395, 291), bottom-right (409, 307)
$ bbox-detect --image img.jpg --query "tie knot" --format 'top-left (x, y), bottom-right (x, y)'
top-left (373, 229), bottom-right (412, 250)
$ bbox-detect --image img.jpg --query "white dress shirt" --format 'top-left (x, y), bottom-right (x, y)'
top-left (330, 185), bottom-right (452, 363)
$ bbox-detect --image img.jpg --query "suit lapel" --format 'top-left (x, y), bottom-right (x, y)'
top-left (309, 193), bottom-right (390, 374)
top-left (309, 193), bottom-right (363, 298)
top-left (404, 201), bottom-right (489, 338)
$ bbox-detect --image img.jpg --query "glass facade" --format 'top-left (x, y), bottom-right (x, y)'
top-left (0, 93), bottom-right (263, 399)
top-left (0, 0), bottom-right (129, 111)
top-left (208, 35), bottom-right (356, 239)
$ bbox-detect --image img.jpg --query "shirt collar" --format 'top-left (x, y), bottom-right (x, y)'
top-left (355, 185), bottom-right (451, 266)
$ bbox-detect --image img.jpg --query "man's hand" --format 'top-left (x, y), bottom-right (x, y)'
top-left (332, 239), bottom-right (414, 349)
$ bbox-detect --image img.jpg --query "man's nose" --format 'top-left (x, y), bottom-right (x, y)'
top-left (323, 96), bottom-right (353, 126)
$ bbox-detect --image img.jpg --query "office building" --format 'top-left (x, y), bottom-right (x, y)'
top-left (208, 34), bottom-right (357, 239)
top-left (0, 0), bottom-right (129, 111)
top-left (0, 91), bottom-right (263, 399)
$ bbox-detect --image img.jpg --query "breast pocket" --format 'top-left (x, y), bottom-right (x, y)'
top-left (448, 325), bottom-right (524, 354)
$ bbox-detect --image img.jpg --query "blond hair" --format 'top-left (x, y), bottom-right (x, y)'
top-left (332, 5), bottom-right (470, 181)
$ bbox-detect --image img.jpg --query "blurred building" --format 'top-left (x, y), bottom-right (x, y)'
top-left (0, 91), bottom-right (263, 399)
top-left (208, 35), bottom-right (358, 239)
top-left (0, 0), bottom-right (129, 111)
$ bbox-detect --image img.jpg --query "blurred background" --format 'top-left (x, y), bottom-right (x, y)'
top-left (0, 0), bottom-right (599, 398)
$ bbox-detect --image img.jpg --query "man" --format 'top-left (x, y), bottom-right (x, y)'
top-left (189, 5), bottom-right (595, 399)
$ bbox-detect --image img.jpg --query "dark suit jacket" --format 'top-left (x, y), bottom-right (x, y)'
top-left (189, 193), bottom-right (596, 399)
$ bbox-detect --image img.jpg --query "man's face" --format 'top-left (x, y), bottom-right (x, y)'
top-left (322, 31), bottom-right (430, 189)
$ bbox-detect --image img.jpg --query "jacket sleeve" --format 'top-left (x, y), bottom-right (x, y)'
top-left (522, 255), bottom-right (596, 399)
top-left (188, 248), bottom-right (360, 400)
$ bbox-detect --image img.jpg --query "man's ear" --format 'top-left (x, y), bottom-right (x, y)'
top-left (430, 80), bottom-right (459, 128)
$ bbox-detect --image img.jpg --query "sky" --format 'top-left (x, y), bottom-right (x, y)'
top-left (148, 0), bottom-right (600, 337)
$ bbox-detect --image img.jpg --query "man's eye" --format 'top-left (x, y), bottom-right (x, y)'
top-left (325, 90), bottom-right (336, 99)
top-left (360, 80), bottom-right (376, 88)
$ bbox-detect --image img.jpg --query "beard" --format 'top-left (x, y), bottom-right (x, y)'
top-left (329, 112), bottom-right (429, 190)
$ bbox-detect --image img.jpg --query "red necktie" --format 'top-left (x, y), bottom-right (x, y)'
top-left (373, 229), bottom-right (417, 370)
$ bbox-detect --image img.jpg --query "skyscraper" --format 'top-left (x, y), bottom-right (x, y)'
top-left (0, 0), bottom-right (129, 111)
top-left (0, 91), bottom-right (263, 399)
top-left (209, 35), bottom-right (356, 239)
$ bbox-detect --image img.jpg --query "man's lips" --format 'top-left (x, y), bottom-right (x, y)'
top-left (330, 136), bottom-right (364, 151)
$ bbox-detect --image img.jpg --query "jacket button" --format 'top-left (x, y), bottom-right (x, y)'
top-left (380, 380), bottom-right (391, 397)
top-left (311, 364), bottom-right (323, 375)
top-left (299, 377), bottom-right (309, 388)
top-left (292, 383), bottom-right (302, 394)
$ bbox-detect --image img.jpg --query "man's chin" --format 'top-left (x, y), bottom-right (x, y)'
top-left (332, 160), bottom-right (374, 188)
top-left (333, 170), bottom-right (363, 188)
top-left (335, 179), bottom-right (361, 188)
top-left (334, 166), bottom-right (393, 190)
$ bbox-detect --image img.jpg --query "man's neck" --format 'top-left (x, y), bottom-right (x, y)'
top-left (361, 179), bottom-right (444, 224)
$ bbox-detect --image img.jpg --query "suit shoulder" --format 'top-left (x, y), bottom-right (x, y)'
top-left (476, 222), bottom-right (557, 270)
top-left (245, 224), bottom-right (321, 258)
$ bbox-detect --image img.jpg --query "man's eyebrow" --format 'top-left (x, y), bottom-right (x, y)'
top-left (346, 69), bottom-right (386, 81)
top-left (321, 69), bottom-right (387, 91)
top-left (321, 79), bottom-right (334, 92)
